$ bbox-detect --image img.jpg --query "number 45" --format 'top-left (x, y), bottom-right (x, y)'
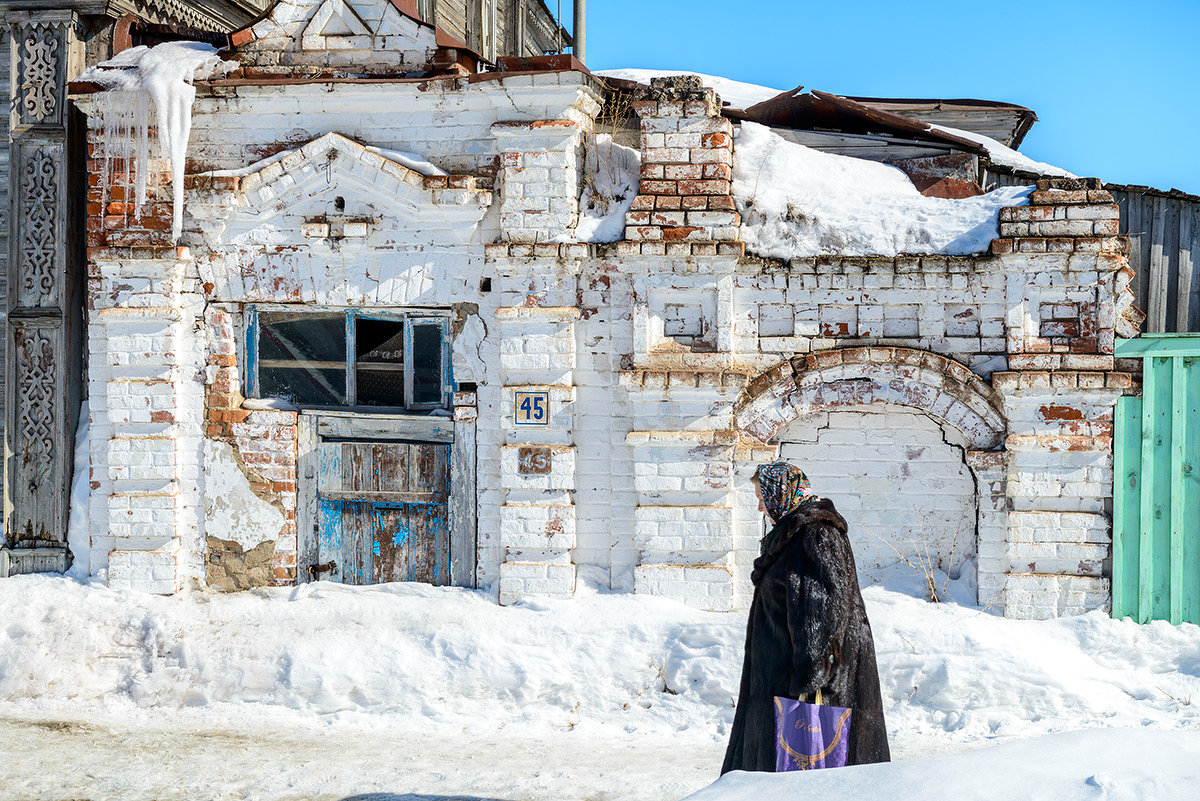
top-left (518, 392), bottom-right (548, 423)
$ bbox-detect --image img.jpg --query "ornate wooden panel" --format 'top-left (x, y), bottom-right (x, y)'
top-left (7, 320), bottom-right (66, 543)
top-left (12, 142), bottom-right (65, 311)
top-left (14, 21), bottom-right (67, 129)
top-left (4, 13), bottom-right (81, 564)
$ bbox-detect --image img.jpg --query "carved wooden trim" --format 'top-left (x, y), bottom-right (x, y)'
top-left (17, 145), bottom-right (60, 309)
top-left (18, 25), bottom-right (61, 126)
top-left (5, 13), bottom-right (80, 552)
top-left (7, 322), bottom-right (66, 543)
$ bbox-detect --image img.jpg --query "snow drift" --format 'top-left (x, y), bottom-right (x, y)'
top-left (2, 567), bottom-right (1198, 753)
top-left (575, 133), bottom-right (641, 243)
top-left (690, 729), bottom-right (1200, 801)
top-left (733, 121), bottom-right (1033, 258)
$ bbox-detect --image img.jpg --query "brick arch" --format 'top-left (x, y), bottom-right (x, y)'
top-left (734, 347), bottom-right (1006, 450)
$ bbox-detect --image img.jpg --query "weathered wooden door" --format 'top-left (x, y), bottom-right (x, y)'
top-left (316, 440), bottom-right (451, 585)
top-left (1113, 335), bottom-right (1200, 623)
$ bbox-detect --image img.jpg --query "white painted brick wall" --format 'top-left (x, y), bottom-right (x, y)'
top-left (78, 54), bottom-right (1127, 623)
top-left (500, 504), bottom-right (576, 550)
top-left (779, 406), bottom-right (978, 584)
top-left (635, 505), bottom-right (733, 562)
top-left (634, 563), bottom-right (734, 611)
top-left (107, 549), bottom-right (179, 595)
top-left (498, 561), bottom-right (576, 604)
top-left (1004, 574), bottom-right (1110, 620)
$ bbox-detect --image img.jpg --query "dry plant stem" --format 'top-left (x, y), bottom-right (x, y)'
top-left (1157, 686), bottom-right (1193, 706)
top-left (876, 526), bottom-right (961, 604)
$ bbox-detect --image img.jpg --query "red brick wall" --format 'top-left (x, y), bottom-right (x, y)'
top-left (205, 307), bottom-right (299, 585)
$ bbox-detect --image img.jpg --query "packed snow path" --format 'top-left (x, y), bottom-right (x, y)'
top-left (0, 710), bottom-right (722, 801)
top-left (1, 571), bottom-right (1198, 800)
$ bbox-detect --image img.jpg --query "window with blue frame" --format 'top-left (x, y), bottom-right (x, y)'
top-left (247, 308), bottom-right (452, 411)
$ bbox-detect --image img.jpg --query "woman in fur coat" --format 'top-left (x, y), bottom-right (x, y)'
top-left (721, 462), bottom-right (890, 773)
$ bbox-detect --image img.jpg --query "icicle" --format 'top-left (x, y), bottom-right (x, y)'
top-left (75, 42), bottom-right (233, 243)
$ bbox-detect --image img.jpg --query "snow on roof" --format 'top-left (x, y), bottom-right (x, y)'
top-left (594, 68), bottom-right (785, 110)
top-left (733, 121), bottom-right (1032, 258)
top-left (931, 123), bottom-right (1076, 178)
top-left (74, 41), bottom-right (235, 242)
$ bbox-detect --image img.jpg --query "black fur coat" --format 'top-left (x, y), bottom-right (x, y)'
top-left (721, 498), bottom-right (890, 773)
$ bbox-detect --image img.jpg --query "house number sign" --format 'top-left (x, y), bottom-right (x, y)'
top-left (518, 447), bottom-right (553, 475)
top-left (513, 390), bottom-right (550, 427)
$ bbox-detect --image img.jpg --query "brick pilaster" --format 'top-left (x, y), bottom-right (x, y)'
top-left (624, 76), bottom-right (742, 253)
top-left (989, 177), bottom-right (1135, 618)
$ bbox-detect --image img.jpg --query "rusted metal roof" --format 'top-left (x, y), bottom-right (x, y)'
top-left (728, 87), bottom-right (990, 158)
top-left (843, 96), bottom-right (1038, 149)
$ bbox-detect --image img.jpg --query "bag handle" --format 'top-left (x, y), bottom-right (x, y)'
top-left (799, 689), bottom-right (824, 706)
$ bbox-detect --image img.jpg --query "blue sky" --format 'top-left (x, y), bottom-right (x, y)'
top-left (576, 0), bottom-right (1200, 194)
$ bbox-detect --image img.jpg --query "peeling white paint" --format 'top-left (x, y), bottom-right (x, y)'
top-left (452, 314), bottom-right (488, 382)
top-left (203, 439), bottom-right (285, 550)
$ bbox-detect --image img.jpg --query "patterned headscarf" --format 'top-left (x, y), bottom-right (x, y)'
top-left (753, 461), bottom-right (819, 523)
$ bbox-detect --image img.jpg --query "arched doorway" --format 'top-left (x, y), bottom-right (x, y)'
top-left (776, 404), bottom-right (976, 586)
top-left (735, 347), bottom-right (1008, 600)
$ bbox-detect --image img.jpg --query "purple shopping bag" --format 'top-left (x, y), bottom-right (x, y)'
top-left (773, 692), bottom-right (852, 771)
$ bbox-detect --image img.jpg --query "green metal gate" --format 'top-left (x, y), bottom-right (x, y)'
top-left (1113, 335), bottom-right (1200, 623)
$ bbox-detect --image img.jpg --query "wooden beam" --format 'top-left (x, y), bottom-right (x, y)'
top-left (1112, 395), bottom-right (1141, 620)
top-left (451, 412), bottom-right (478, 587)
top-left (316, 413), bottom-right (455, 443)
top-left (1148, 195), bottom-right (1169, 333)
top-left (1170, 357), bottom-right (1186, 623)
top-left (1138, 358), bottom-right (1158, 622)
top-left (1116, 336), bottom-right (1200, 357)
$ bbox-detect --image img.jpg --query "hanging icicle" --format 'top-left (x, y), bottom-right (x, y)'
top-left (76, 41), bottom-right (233, 243)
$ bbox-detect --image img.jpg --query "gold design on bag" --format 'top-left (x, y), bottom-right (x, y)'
top-left (775, 697), bottom-right (852, 770)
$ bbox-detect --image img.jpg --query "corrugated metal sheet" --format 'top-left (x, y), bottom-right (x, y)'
top-left (1113, 336), bottom-right (1200, 624)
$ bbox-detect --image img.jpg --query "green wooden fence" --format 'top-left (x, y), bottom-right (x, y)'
top-left (1113, 335), bottom-right (1200, 624)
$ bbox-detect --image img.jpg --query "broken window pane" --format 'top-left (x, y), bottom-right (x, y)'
top-left (258, 312), bottom-right (347, 405)
top-left (411, 321), bottom-right (444, 406)
top-left (356, 316), bottom-right (406, 407)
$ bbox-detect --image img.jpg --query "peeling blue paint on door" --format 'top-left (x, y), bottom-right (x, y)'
top-left (314, 440), bottom-right (451, 586)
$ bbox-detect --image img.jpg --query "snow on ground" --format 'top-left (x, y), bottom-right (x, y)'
top-left (733, 121), bottom-right (1033, 258)
top-left (2, 564), bottom-right (1199, 800)
top-left (593, 68), bottom-right (785, 110)
top-left (689, 729), bottom-right (1200, 801)
top-left (575, 134), bottom-right (641, 243)
top-left (933, 123), bottom-right (1077, 178)
top-left (64, 402), bottom-right (90, 581)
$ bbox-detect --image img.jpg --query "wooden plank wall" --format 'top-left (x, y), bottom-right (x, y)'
top-left (1112, 189), bottom-right (1200, 334)
top-left (435, 0), bottom-right (561, 59)
top-left (438, 0), bottom-right (469, 45)
top-left (985, 172), bottom-right (1200, 334)
top-left (0, 26), bottom-right (9, 543)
